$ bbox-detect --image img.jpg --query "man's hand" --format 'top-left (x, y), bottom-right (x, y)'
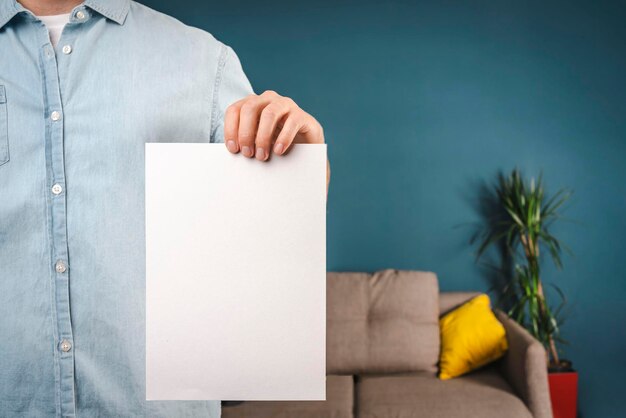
top-left (223, 90), bottom-right (325, 161)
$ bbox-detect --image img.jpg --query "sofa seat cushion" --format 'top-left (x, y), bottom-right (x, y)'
top-left (221, 375), bottom-right (354, 418)
top-left (356, 367), bottom-right (532, 418)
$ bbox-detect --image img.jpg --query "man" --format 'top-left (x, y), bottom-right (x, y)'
top-left (0, 0), bottom-right (328, 416)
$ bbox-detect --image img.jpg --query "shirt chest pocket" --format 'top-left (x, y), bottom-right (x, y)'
top-left (0, 85), bottom-right (8, 166)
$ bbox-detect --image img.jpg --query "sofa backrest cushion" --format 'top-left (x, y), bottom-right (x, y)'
top-left (439, 291), bottom-right (481, 316)
top-left (327, 269), bottom-right (440, 375)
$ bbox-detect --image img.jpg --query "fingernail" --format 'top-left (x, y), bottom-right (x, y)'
top-left (226, 140), bottom-right (238, 153)
top-left (255, 147), bottom-right (266, 160)
top-left (242, 146), bottom-right (253, 157)
top-left (273, 143), bottom-right (284, 155)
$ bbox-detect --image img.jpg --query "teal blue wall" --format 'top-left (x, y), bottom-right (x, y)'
top-left (145, 1), bottom-right (625, 416)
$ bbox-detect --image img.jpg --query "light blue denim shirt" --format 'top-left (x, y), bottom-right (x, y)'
top-left (0, 0), bottom-right (253, 416)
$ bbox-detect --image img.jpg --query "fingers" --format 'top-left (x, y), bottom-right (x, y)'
top-left (237, 94), bottom-right (273, 157)
top-left (254, 97), bottom-right (293, 161)
top-left (273, 115), bottom-right (303, 156)
top-left (223, 90), bottom-right (322, 162)
top-left (224, 98), bottom-right (244, 153)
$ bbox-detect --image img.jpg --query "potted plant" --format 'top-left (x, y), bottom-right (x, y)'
top-left (473, 169), bottom-right (577, 418)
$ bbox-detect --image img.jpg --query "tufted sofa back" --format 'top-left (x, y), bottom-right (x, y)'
top-left (326, 269), bottom-right (441, 375)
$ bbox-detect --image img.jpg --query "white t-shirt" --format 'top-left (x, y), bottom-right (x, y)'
top-left (38, 13), bottom-right (71, 48)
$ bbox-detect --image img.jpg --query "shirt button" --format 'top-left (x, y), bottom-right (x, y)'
top-left (59, 339), bottom-right (72, 352)
top-left (50, 111), bottom-right (62, 121)
top-left (75, 10), bottom-right (86, 20)
top-left (62, 45), bottom-right (72, 55)
top-left (55, 260), bottom-right (67, 274)
top-left (51, 183), bottom-right (63, 195)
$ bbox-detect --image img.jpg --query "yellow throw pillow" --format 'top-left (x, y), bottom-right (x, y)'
top-left (438, 294), bottom-right (508, 380)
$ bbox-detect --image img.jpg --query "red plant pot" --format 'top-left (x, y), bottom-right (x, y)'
top-left (548, 370), bottom-right (578, 418)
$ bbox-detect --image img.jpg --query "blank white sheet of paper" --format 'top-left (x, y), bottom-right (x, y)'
top-left (145, 143), bottom-right (326, 401)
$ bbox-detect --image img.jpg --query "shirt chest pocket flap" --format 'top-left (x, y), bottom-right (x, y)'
top-left (0, 85), bottom-right (8, 166)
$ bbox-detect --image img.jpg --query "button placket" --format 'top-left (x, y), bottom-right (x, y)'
top-left (39, 19), bottom-right (77, 418)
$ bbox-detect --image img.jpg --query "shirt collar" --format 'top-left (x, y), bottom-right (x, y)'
top-left (0, 0), bottom-right (130, 30)
top-left (83, 0), bottom-right (130, 25)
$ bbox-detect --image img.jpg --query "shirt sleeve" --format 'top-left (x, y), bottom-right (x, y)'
top-left (210, 44), bottom-right (255, 143)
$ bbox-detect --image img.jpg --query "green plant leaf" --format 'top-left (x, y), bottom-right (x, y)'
top-left (471, 168), bottom-right (574, 356)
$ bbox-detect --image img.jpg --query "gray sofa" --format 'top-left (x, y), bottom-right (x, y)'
top-left (223, 270), bottom-right (553, 418)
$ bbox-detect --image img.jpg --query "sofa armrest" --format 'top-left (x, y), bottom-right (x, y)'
top-left (495, 310), bottom-right (553, 418)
